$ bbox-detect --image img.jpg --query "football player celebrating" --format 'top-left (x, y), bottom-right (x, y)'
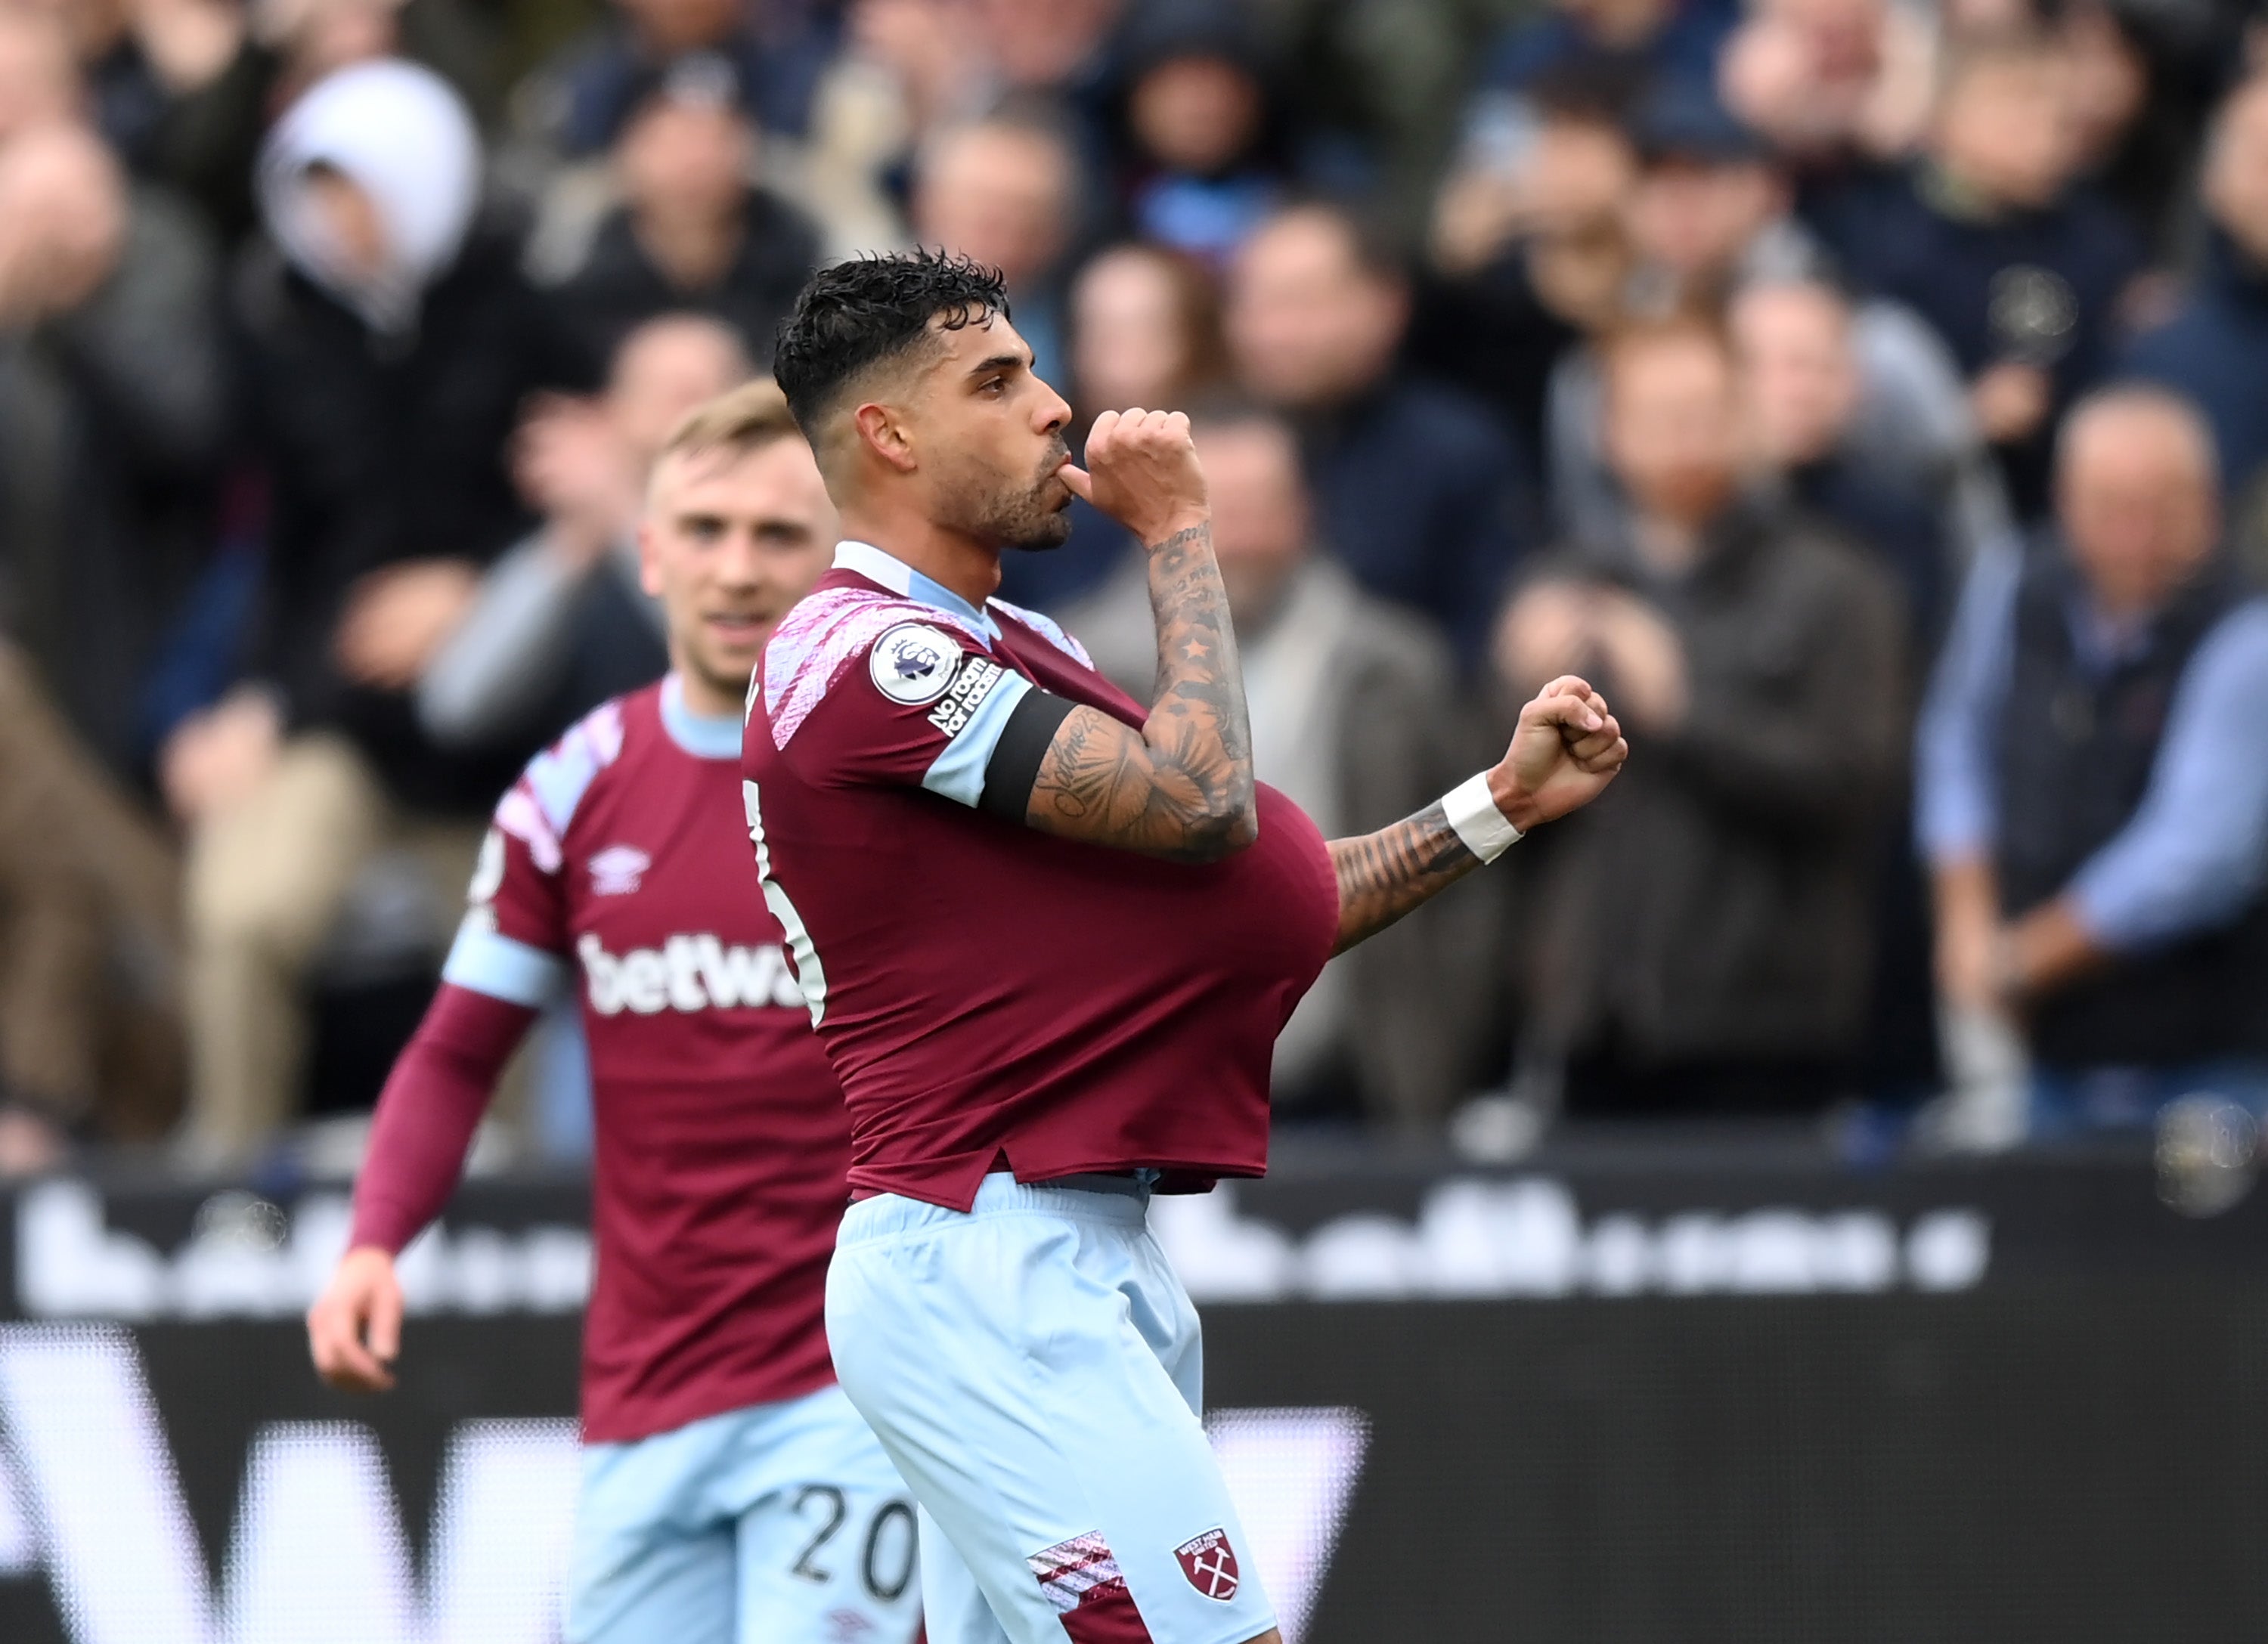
top-left (308, 384), bottom-right (921, 1644)
top-left (746, 250), bottom-right (1626, 1644)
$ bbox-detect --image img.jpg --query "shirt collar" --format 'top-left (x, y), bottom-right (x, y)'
top-left (658, 673), bottom-right (743, 761)
top-left (833, 540), bottom-right (1002, 638)
top-left (2064, 590), bottom-right (2155, 676)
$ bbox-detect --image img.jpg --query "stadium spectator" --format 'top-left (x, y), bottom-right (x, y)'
top-left (1066, 405), bottom-right (1498, 1127)
top-left (996, 240), bottom-right (1228, 610)
top-left (82, 0), bottom-right (500, 248)
top-left (0, 8), bottom-right (79, 144)
top-left (1462, 0), bottom-right (1732, 127)
top-left (1730, 276), bottom-right (1950, 637)
top-left (1414, 82), bottom-right (1637, 471)
top-left (1816, 34), bottom-right (2142, 518)
top-left (0, 645), bottom-right (183, 1173)
top-left (1227, 200), bottom-right (1532, 664)
top-left (847, 0), bottom-right (1126, 175)
top-left (521, 0), bottom-right (837, 163)
top-left (1732, 274), bottom-right (1950, 1096)
top-left (10, 0), bottom-right (190, 166)
top-left (2059, 0), bottom-right (2212, 259)
top-left (1067, 243), bottom-right (1230, 417)
top-left (1495, 317), bottom-right (1906, 1116)
top-left (1543, 85), bottom-right (2006, 574)
top-left (42, 0), bottom-right (497, 167)
top-left (171, 60), bottom-right (584, 1167)
top-left (420, 313), bottom-right (751, 752)
top-left (1717, 0), bottom-right (1933, 177)
top-left (1111, 5), bottom-right (1286, 268)
top-left (0, 118), bottom-right (226, 776)
top-left (1919, 388), bottom-right (2268, 1136)
top-left (2123, 77), bottom-right (2268, 511)
top-left (542, 55), bottom-right (822, 373)
top-left (910, 106), bottom-right (1082, 387)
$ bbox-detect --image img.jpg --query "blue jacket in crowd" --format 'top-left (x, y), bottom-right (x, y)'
top-left (2121, 234), bottom-right (2268, 502)
top-left (1296, 379), bottom-right (1532, 667)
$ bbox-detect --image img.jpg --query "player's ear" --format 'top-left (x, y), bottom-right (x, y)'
top-left (852, 401), bottom-right (920, 474)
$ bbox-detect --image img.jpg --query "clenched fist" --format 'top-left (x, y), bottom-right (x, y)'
top-left (1490, 675), bottom-right (1628, 831)
top-left (1058, 407), bottom-right (1208, 547)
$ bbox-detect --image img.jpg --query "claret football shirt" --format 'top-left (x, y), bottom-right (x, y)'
top-left (438, 677), bottom-right (850, 1441)
top-left (741, 540), bottom-right (1342, 1212)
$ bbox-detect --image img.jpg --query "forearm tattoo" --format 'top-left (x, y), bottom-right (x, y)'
top-left (1328, 802), bottom-right (1483, 955)
top-left (1029, 522), bottom-right (1256, 862)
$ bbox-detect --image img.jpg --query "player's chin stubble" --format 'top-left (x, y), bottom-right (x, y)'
top-left (944, 448), bottom-right (1074, 553)
top-left (999, 483), bottom-right (1074, 553)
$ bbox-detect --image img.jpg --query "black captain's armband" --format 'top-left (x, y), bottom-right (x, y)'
top-left (978, 689), bottom-right (1077, 820)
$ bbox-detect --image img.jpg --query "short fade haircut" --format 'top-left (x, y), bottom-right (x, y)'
top-left (655, 378), bottom-right (801, 469)
top-left (773, 249), bottom-right (1012, 432)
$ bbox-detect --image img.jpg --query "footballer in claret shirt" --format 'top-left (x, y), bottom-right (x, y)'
top-left (308, 385), bottom-right (921, 1644)
top-left (749, 250), bottom-right (1628, 1644)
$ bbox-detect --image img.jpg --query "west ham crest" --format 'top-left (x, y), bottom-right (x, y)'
top-left (1174, 1528), bottom-right (1239, 1601)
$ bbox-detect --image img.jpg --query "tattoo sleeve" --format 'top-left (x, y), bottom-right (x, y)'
top-left (1327, 802), bottom-right (1483, 955)
top-left (1026, 522), bottom-right (1257, 861)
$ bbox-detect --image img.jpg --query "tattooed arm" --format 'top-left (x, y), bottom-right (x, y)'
top-left (1027, 409), bottom-right (1256, 862)
top-left (1328, 805), bottom-right (1486, 955)
top-left (1328, 676), bottom-right (1628, 953)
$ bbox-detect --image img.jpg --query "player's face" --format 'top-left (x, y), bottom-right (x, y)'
top-left (915, 314), bottom-right (1080, 553)
top-left (640, 438), bottom-right (839, 710)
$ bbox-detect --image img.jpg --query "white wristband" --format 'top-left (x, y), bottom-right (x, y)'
top-left (1443, 772), bottom-right (1523, 862)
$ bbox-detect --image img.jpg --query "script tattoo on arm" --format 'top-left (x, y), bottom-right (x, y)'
top-left (1027, 522), bottom-right (1257, 862)
top-left (1327, 802), bottom-right (1483, 955)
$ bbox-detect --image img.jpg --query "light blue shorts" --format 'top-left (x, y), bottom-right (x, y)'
top-left (565, 1382), bottom-right (922, 1644)
top-left (827, 1174), bottom-right (1278, 1644)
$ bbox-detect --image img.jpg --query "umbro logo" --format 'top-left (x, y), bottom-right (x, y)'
top-left (589, 845), bottom-right (650, 896)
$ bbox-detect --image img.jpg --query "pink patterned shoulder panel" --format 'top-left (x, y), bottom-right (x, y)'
top-left (761, 587), bottom-right (992, 749)
top-left (493, 697), bottom-right (627, 873)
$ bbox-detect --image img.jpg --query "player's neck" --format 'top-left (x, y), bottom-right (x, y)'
top-left (668, 662), bottom-right (743, 721)
top-left (837, 506), bottom-right (1003, 609)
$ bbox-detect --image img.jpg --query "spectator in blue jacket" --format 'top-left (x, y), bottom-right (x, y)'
top-left (520, 0), bottom-right (835, 163)
top-left (1918, 387), bottom-right (2268, 1136)
top-left (2122, 76), bottom-right (2268, 508)
top-left (1226, 201), bottom-right (1533, 664)
top-left (1464, 0), bottom-right (1734, 141)
top-left (1820, 34), bottom-right (2142, 519)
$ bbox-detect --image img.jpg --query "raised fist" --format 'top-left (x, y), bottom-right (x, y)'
top-left (1058, 407), bottom-right (1208, 547)
top-left (1491, 674), bottom-right (1627, 831)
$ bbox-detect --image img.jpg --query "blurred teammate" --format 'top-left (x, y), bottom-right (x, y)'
top-left (307, 384), bottom-right (920, 1644)
top-left (751, 249), bottom-right (1626, 1644)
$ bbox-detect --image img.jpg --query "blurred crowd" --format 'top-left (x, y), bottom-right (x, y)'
top-left (2, 0), bottom-right (2264, 1178)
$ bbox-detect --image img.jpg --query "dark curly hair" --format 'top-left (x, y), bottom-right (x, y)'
top-left (773, 249), bottom-right (1012, 433)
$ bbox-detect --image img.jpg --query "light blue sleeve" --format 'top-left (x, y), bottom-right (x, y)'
top-left (2070, 601), bottom-right (2268, 952)
top-left (1914, 540), bottom-right (2023, 861)
top-left (919, 661), bottom-right (1035, 807)
top-left (440, 916), bottom-right (569, 1008)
